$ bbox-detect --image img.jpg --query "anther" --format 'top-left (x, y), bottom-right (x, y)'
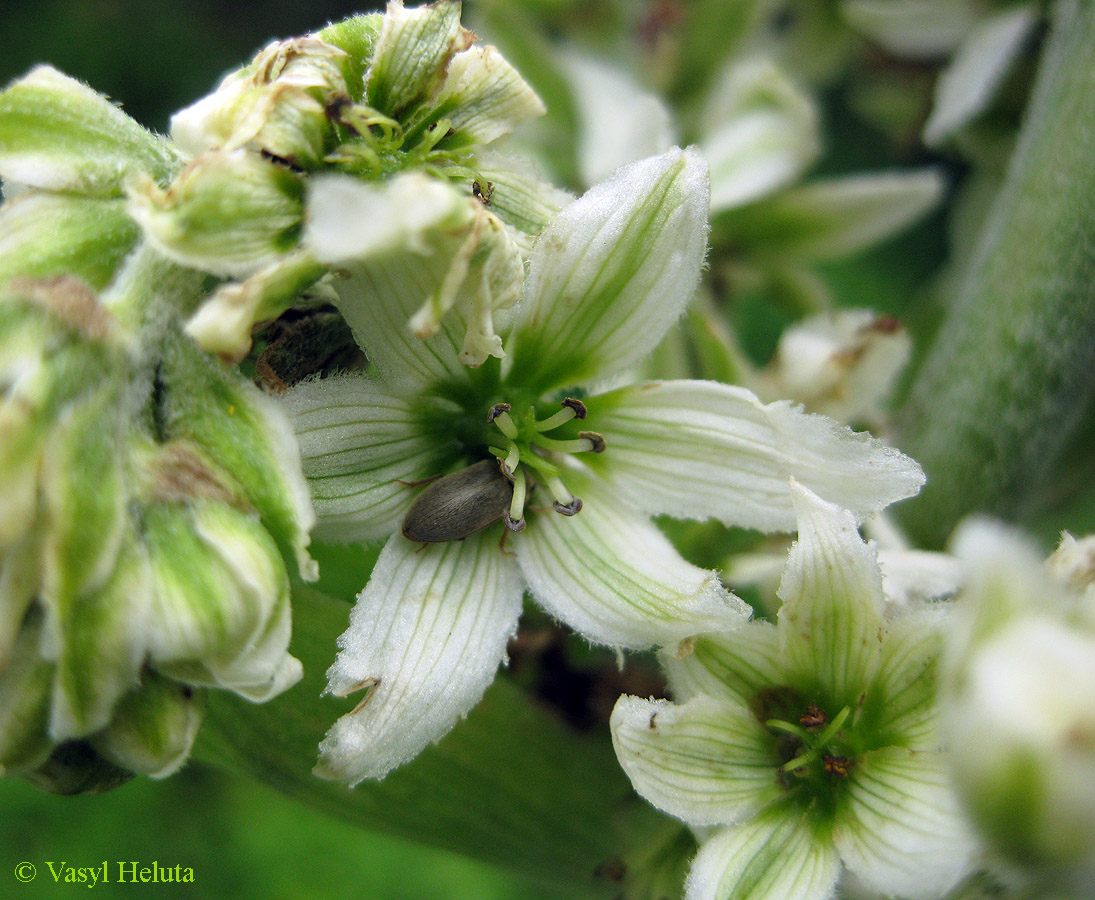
top-left (578, 431), bottom-right (606, 453)
top-left (487, 403), bottom-right (512, 423)
top-left (503, 512), bottom-right (526, 532)
top-left (561, 397), bottom-right (587, 419)
top-left (553, 498), bottom-right (583, 516)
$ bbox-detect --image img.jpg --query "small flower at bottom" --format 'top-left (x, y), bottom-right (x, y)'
top-left (283, 148), bottom-right (927, 784)
top-left (611, 482), bottom-right (980, 900)
top-left (942, 523), bottom-right (1095, 895)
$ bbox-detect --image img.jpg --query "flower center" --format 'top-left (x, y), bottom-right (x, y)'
top-left (486, 397), bottom-right (606, 531)
top-left (767, 704), bottom-right (855, 788)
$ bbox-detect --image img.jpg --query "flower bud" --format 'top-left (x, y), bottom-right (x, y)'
top-left (158, 332), bottom-right (317, 581)
top-left (128, 149), bottom-right (305, 278)
top-left (170, 37), bottom-right (350, 168)
top-left (0, 65), bottom-right (181, 196)
top-left (0, 279), bottom-right (120, 550)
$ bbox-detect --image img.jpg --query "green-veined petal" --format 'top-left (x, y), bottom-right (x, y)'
top-left (316, 530), bottom-right (524, 784)
top-left (777, 481), bottom-right (885, 707)
top-left (611, 694), bottom-right (779, 827)
top-left (505, 147), bottom-right (710, 395)
top-left (282, 374), bottom-right (449, 544)
top-left (515, 479), bottom-right (749, 649)
top-left (661, 621), bottom-right (782, 708)
top-left (583, 380), bottom-right (924, 532)
top-left (833, 746), bottom-right (979, 899)
top-left (686, 811), bottom-right (841, 900)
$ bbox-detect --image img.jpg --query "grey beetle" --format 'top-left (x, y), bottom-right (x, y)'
top-left (401, 459), bottom-right (516, 543)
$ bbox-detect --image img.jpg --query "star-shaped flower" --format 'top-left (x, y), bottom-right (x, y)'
top-left (611, 481), bottom-right (979, 900)
top-left (283, 147), bottom-right (925, 784)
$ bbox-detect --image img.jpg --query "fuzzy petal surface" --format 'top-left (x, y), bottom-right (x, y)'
top-left (585, 380), bottom-right (924, 532)
top-left (777, 482), bottom-right (885, 707)
top-left (317, 531), bottom-right (524, 784)
top-left (686, 811), bottom-right (841, 900)
top-left (505, 148), bottom-right (710, 395)
top-left (833, 746), bottom-right (979, 900)
top-left (611, 694), bottom-right (780, 827)
top-left (282, 375), bottom-right (448, 543)
top-left (516, 482), bottom-right (749, 649)
top-left (661, 621), bottom-right (782, 707)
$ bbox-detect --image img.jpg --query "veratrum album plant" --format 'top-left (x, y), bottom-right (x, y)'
top-left (1, 2), bottom-right (1093, 899)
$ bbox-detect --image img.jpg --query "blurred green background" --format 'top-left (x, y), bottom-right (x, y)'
top-left (0, 6), bottom-right (558, 897)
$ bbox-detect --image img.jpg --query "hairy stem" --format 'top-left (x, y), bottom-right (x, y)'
top-left (895, 0), bottom-right (1095, 547)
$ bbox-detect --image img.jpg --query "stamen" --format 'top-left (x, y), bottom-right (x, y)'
top-left (502, 444), bottom-right (521, 475)
top-left (535, 406), bottom-right (578, 432)
top-left (553, 498), bottom-right (583, 516)
top-left (578, 431), bottom-right (606, 453)
top-left (487, 402), bottom-right (512, 423)
top-left (542, 472), bottom-right (578, 509)
top-left (508, 467), bottom-right (528, 525)
top-left (534, 435), bottom-right (597, 454)
top-left (491, 409), bottom-right (518, 439)
top-left (561, 397), bottom-right (588, 419)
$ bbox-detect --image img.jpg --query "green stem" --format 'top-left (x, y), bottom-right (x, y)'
top-left (895, 0), bottom-right (1095, 547)
top-left (192, 586), bottom-right (690, 900)
top-left (101, 241), bottom-right (207, 335)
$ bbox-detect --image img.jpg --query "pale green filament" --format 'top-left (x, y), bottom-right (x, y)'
top-left (769, 705), bottom-right (853, 775)
top-left (487, 399), bottom-right (605, 524)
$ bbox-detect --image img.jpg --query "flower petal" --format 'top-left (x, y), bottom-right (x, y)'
top-left (437, 43), bottom-right (546, 147)
top-left (841, 0), bottom-right (981, 57)
top-left (281, 374), bottom-right (450, 544)
top-left (833, 746), bottom-right (979, 899)
top-left (505, 147), bottom-right (710, 395)
top-left (364, 0), bottom-right (468, 117)
top-left (717, 169), bottom-right (944, 261)
top-left (923, 4), bottom-right (1038, 145)
top-left (777, 482), bottom-right (885, 707)
top-left (316, 531), bottom-right (524, 784)
top-left (611, 694), bottom-right (780, 827)
top-left (584, 380), bottom-right (925, 531)
top-left (305, 173), bottom-right (521, 384)
top-left (701, 58), bottom-right (820, 213)
top-left (468, 150), bottom-right (573, 254)
top-left (752, 310), bottom-right (911, 426)
top-left (686, 812), bottom-right (841, 900)
top-left (661, 621), bottom-right (782, 708)
top-left (859, 611), bottom-right (945, 749)
top-left (561, 50), bottom-right (675, 186)
top-left (516, 481), bottom-right (750, 649)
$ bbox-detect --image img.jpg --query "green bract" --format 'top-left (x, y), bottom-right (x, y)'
top-left (612, 482), bottom-right (979, 900)
top-left (0, 277), bottom-right (311, 790)
top-left (0, 35), bottom-right (318, 791)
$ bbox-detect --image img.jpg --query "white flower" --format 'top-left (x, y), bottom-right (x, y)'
top-left (612, 482), bottom-right (980, 900)
top-left (283, 148), bottom-right (925, 784)
top-left (943, 523), bottom-right (1095, 895)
